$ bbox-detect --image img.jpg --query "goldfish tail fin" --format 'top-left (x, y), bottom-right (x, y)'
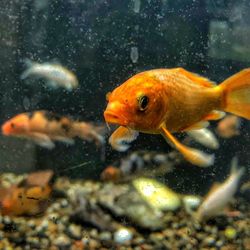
top-left (219, 68), bottom-right (250, 119)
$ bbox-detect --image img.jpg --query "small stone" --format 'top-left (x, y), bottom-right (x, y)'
top-left (216, 240), bottom-right (225, 247)
top-left (99, 231), bottom-right (112, 241)
top-left (114, 228), bottom-right (133, 244)
top-left (203, 236), bottom-right (216, 246)
top-left (26, 237), bottom-right (40, 248)
top-left (172, 222), bottom-right (180, 229)
top-left (90, 229), bottom-right (98, 238)
top-left (67, 224), bottom-right (82, 240)
top-left (0, 231), bottom-right (4, 240)
top-left (41, 238), bottom-right (50, 248)
top-left (60, 199), bottom-right (69, 208)
top-left (27, 220), bottom-right (36, 229)
top-left (133, 236), bottom-right (144, 245)
top-left (225, 226), bottom-right (237, 240)
top-left (149, 232), bottom-right (165, 242)
top-left (54, 234), bottom-right (71, 248)
top-left (3, 216), bottom-right (12, 225)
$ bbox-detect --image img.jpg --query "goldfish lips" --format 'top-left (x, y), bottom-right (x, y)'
top-left (2, 121), bottom-right (12, 135)
top-left (104, 102), bottom-right (128, 127)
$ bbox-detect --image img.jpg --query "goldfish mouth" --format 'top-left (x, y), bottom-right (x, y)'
top-left (1, 122), bottom-right (11, 135)
top-left (104, 111), bottom-right (127, 126)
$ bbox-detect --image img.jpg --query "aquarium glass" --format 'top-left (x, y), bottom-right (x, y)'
top-left (0, 0), bottom-right (249, 249)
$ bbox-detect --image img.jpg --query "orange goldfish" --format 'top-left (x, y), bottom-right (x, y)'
top-left (104, 68), bottom-right (250, 167)
top-left (2, 110), bottom-right (104, 149)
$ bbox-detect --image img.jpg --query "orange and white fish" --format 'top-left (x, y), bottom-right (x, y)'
top-left (216, 115), bottom-right (241, 138)
top-left (104, 68), bottom-right (250, 167)
top-left (0, 170), bottom-right (53, 216)
top-left (1, 110), bottom-right (105, 149)
top-left (0, 185), bottom-right (52, 216)
top-left (21, 59), bottom-right (78, 90)
top-left (196, 157), bottom-right (245, 221)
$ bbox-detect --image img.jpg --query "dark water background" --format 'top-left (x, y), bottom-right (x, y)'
top-left (0, 0), bottom-right (249, 195)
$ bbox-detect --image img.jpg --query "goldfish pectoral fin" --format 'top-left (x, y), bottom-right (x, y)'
top-left (51, 136), bottom-right (75, 145)
top-left (187, 128), bottom-right (219, 149)
top-left (180, 147), bottom-right (215, 168)
top-left (27, 132), bottom-right (55, 149)
top-left (109, 126), bottom-right (139, 152)
top-left (160, 126), bottom-right (214, 167)
top-left (182, 121), bottom-right (209, 131)
top-left (203, 111), bottom-right (226, 121)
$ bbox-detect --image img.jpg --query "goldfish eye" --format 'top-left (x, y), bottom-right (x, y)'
top-left (138, 95), bottom-right (149, 111)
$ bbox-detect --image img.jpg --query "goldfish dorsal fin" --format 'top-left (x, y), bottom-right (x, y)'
top-left (174, 68), bottom-right (216, 88)
top-left (203, 111), bottom-right (226, 121)
top-left (182, 121), bottom-right (209, 131)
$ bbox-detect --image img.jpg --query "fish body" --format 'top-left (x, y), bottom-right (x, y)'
top-left (21, 59), bottom-right (78, 90)
top-left (196, 157), bottom-right (245, 221)
top-left (104, 68), bottom-right (250, 167)
top-left (100, 150), bottom-right (178, 182)
top-left (0, 185), bottom-right (51, 216)
top-left (1, 111), bottom-right (104, 149)
top-left (0, 170), bottom-right (53, 216)
top-left (187, 128), bottom-right (219, 149)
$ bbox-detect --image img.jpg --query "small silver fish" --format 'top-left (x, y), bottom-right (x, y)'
top-left (196, 157), bottom-right (245, 221)
top-left (21, 59), bottom-right (78, 91)
top-left (187, 128), bottom-right (219, 149)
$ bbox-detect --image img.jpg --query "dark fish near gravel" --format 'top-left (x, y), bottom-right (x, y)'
top-left (100, 150), bottom-right (180, 182)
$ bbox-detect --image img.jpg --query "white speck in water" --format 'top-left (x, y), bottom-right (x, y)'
top-left (23, 96), bottom-right (30, 110)
top-left (130, 46), bottom-right (139, 63)
top-left (133, 0), bottom-right (141, 13)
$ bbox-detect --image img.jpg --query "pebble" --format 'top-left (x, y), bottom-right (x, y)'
top-left (67, 224), bottom-right (82, 240)
top-left (114, 228), bottom-right (133, 244)
top-left (0, 231), bottom-right (4, 240)
top-left (99, 231), bottom-right (112, 241)
top-left (203, 236), bottom-right (216, 246)
top-left (216, 239), bottom-right (225, 247)
top-left (27, 220), bottom-right (36, 229)
top-left (3, 216), bottom-right (12, 225)
top-left (54, 234), bottom-right (71, 248)
top-left (26, 237), bottom-right (40, 248)
top-left (0, 173), bottom-right (248, 249)
top-left (60, 199), bottom-right (69, 208)
top-left (224, 226), bottom-right (237, 240)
